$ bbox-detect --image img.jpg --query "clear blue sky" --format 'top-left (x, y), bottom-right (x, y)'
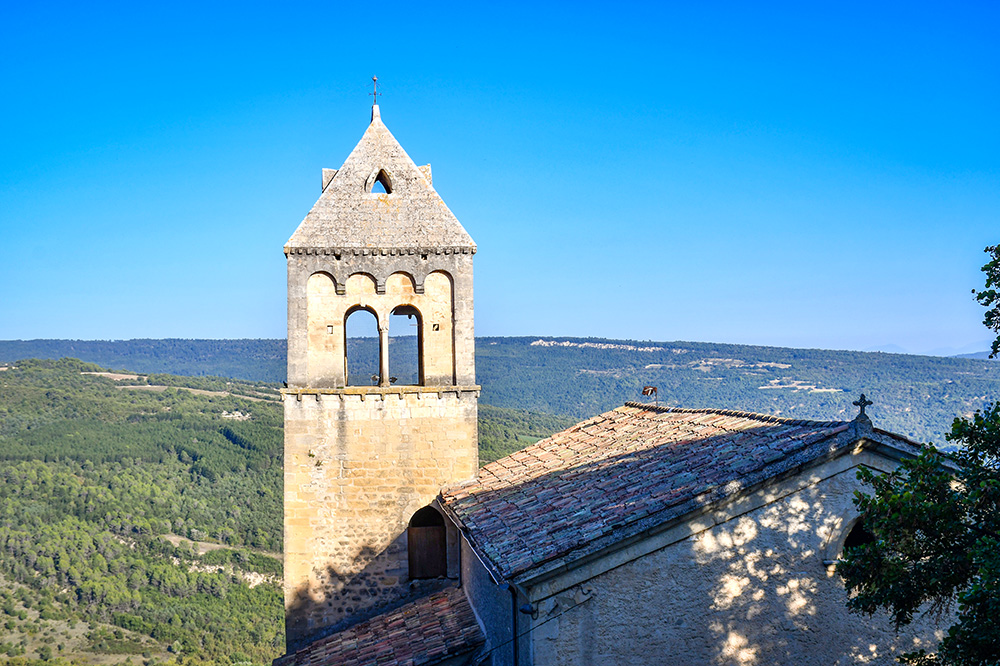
top-left (2, 1), bottom-right (997, 355)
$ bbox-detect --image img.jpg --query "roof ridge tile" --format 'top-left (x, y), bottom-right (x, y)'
top-left (622, 401), bottom-right (845, 428)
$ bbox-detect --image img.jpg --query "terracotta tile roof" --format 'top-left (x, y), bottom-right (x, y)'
top-left (277, 587), bottom-right (483, 666)
top-left (442, 403), bottom-right (877, 581)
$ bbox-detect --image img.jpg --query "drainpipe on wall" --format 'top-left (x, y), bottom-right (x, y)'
top-left (505, 583), bottom-right (518, 666)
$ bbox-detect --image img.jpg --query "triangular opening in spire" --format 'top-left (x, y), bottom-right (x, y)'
top-left (368, 169), bottom-right (393, 194)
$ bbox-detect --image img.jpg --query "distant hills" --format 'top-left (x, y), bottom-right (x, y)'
top-left (475, 337), bottom-right (999, 445)
top-left (2, 336), bottom-right (998, 444)
top-left (0, 339), bottom-right (286, 382)
top-left (954, 350), bottom-right (997, 360)
top-left (866, 343), bottom-right (995, 357)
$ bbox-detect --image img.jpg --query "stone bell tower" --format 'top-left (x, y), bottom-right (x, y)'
top-left (282, 103), bottom-right (479, 650)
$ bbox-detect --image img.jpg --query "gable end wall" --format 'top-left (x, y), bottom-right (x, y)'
top-left (525, 454), bottom-right (945, 666)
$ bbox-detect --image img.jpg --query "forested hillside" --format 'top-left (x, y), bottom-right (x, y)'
top-left (0, 359), bottom-right (285, 666)
top-left (0, 358), bottom-right (570, 666)
top-left (0, 337), bottom-right (997, 665)
top-left (3, 337), bottom-right (997, 443)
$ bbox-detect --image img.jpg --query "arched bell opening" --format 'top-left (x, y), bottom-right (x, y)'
top-left (421, 271), bottom-right (455, 386)
top-left (389, 304), bottom-right (423, 386)
top-left (408, 506), bottom-right (446, 579)
top-left (344, 306), bottom-right (380, 386)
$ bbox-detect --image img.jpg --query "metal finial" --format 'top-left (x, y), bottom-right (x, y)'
top-left (853, 393), bottom-right (873, 416)
top-left (370, 76), bottom-right (381, 106)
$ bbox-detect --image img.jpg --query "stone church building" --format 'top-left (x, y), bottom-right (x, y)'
top-left (274, 104), bottom-right (942, 665)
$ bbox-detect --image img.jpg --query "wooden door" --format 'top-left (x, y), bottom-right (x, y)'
top-left (408, 525), bottom-right (446, 578)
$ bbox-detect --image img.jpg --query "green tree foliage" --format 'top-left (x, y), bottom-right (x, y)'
top-left (839, 404), bottom-right (1000, 665)
top-left (0, 357), bottom-right (569, 665)
top-left (840, 245), bottom-right (1000, 665)
top-left (0, 359), bottom-right (285, 665)
top-left (973, 244), bottom-right (1000, 359)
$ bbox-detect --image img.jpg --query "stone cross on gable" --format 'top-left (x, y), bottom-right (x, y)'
top-left (853, 393), bottom-right (873, 417)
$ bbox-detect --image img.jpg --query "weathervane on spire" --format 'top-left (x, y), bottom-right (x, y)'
top-left (370, 76), bottom-right (381, 106)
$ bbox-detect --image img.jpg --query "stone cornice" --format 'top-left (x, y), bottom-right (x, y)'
top-left (284, 246), bottom-right (476, 258)
top-left (282, 385), bottom-right (481, 399)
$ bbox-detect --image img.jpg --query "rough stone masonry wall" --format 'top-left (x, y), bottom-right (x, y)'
top-left (283, 389), bottom-right (478, 650)
top-left (528, 458), bottom-right (946, 666)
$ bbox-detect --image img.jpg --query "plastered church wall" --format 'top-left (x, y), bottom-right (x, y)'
top-left (527, 454), bottom-right (945, 666)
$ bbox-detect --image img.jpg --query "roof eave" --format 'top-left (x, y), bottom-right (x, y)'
top-left (437, 500), bottom-right (508, 587)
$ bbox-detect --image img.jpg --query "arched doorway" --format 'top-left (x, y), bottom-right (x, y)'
top-left (407, 506), bottom-right (446, 579)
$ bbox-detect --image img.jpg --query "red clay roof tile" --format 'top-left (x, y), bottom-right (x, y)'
top-left (277, 587), bottom-right (483, 666)
top-left (442, 403), bottom-right (858, 581)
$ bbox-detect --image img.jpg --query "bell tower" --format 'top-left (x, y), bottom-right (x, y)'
top-left (282, 103), bottom-right (479, 649)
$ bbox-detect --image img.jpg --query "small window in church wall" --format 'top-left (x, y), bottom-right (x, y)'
top-left (408, 506), bottom-right (446, 579)
top-left (843, 519), bottom-right (876, 554)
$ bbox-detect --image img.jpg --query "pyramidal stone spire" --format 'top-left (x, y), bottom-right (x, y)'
top-left (285, 105), bottom-right (476, 253)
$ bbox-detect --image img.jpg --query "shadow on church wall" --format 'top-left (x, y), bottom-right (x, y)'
top-left (449, 423), bottom-right (948, 665)
top-left (678, 478), bottom-right (946, 665)
top-left (284, 530), bottom-right (451, 653)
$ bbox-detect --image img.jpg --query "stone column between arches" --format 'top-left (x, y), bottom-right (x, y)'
top-left (305, 270), bottom-right (456, 388)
